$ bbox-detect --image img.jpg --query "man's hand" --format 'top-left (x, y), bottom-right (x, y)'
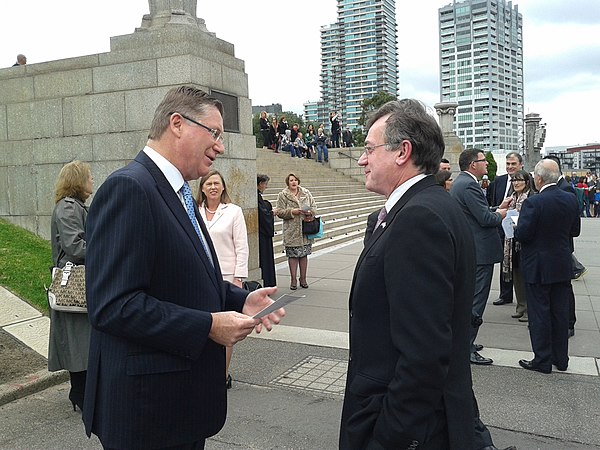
top-left (209, 312), bottom-right (258, 347)
top-left (497, 208), bottom-right (508, 219)
top-left (242, 287), bottom-right (285, 333)
top-left (499, 197), bottom-right (512, 209)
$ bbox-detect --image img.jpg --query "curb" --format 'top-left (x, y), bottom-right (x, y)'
top-left (0, 368), bottom-right (69, 407)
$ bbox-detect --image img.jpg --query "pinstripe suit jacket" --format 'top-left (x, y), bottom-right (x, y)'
top-left (83, 151), bottom-right (247, 449)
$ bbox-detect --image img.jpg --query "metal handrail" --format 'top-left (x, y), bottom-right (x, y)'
top-left (337, 150), bottom-right (361, 162)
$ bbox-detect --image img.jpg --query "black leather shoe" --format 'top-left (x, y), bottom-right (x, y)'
top-left (474, 344), bottom-right (484, 351)
top-left (470, 352), bottom-right (493, 365)
top-left (480, 446), bottom-right (517, 450)
top-left (493, 298), bottom-right (513, 305)
top-left (569, 328), bottom-right (575, 338)
top-left (519, 359), bottom-right (551, 374)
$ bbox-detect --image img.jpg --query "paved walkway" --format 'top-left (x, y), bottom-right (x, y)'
top-left (259, 217), bottom-right (600, 375)
top-left (1, 219), bottom-right (599, 448)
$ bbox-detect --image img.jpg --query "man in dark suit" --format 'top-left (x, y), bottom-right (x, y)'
top-left (515, 159), bottom-right (580, 373)
top-left (83, 86), bottom-right (284, 450)
top-left (363, 206), bottom-right (514, 450)
top-left (450, 149), bottom-right (508, 365)
top-left (544, 155), bottom-right (585, 337)
top-left (339, 99), bottom-right (476, 449)
top-left (486, 152), bottom-right (524, 306)
top-left (257, 174), bottom-right (277, 287)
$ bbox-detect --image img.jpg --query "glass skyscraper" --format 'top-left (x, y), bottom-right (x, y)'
top-left (439, 0), bottom-right (523, 153)
top-left (305, 0), bottom-right (397, 131)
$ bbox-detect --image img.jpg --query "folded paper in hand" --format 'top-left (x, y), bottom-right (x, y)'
top-left (253, 293), bottom-right (304, 319)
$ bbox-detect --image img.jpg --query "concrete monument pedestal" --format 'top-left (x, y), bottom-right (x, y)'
top-left (0, 1), bottom-right (261, 280)
top-left (434, 102), bottom-right (463, 172)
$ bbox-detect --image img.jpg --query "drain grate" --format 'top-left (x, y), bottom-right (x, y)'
top-left (271, 356), bottom-right (348, 396)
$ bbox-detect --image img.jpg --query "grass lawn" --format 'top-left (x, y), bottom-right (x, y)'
top-left (0, 219), bottom-right (51, 313)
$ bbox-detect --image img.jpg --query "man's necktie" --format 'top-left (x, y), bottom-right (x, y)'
top-left (180, 182), bottom-right (214, 267)
top-left (375, 207), bottom-right (387, 230)
top-left (507, 178), bottom-right (514, 197)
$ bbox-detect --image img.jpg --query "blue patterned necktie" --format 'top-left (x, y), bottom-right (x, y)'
top-left (180, 181), bottom-right (214, 267)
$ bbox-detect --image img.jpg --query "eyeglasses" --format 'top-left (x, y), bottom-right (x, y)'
top-left (169, 112), bottom-right (224, 143)
top-left (511, 178), bottom-right (525, 182)
top-left (363, 142), bottom-right (401, 156)
top-left (472, 159), bottom-right (487, 163)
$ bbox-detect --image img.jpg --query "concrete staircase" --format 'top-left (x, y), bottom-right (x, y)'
top-left (256, 148), bottom-right (385, 264)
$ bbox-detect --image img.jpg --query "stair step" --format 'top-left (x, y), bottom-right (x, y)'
top-left (257, 146), bottom-right (381, 261)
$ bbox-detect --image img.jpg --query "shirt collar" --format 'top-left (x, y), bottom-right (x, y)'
top-left (385, 174), bottom-right (428, 213)
top-left (143, 145), bottom-right (185, 193)
top-left (463, 170), bottom-right (479, 182)
top-left (539, 182), bottom-right (557, 192)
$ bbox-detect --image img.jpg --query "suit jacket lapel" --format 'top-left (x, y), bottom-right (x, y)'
top-left (134, 152), bottom-right (222, 294)
top-left (357, 176), bottom-right (436, 268)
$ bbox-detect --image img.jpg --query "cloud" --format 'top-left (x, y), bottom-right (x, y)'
top-left (519, 0), bottom-right (600, 25)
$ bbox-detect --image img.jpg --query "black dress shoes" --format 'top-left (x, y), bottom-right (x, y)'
top-left (470, 352), bottom-right (493, 365)
top-left (519, 359), bottom-right (551, 374)
top-left (480, 446), bottom-right (517, 450)
top-left (493, 298), bottom-right (513, 306)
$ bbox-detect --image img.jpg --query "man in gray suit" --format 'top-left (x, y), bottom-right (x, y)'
top-left (451, 149), bottom-right (508, 365)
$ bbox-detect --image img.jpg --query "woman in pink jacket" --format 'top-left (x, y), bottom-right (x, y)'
top-left (197, 169), bottom-right (249, 389)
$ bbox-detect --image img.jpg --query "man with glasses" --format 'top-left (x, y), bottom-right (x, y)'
top-left (451, 149), bottom-right (509, 366)
top-left (487, 152), bottom-right (524, 307)
top-left (83, 86), bottom-right (284, 449)
top-left (340, 99), bottom-right (476, 449)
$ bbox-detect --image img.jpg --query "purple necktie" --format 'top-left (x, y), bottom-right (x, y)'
top-left (375, 207), bottom-right (387, 230)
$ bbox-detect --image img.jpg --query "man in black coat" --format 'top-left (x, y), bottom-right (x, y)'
top-left (544, 155), bottom-right (585, 336)
top-left (486, 152), bottom-right (524, 306)
top-left (257, 174), bottom-right (277, 287)
top-left (340, 99), bottom-right (475, 449)
top-left (515, 159), bottom-right (580, 373)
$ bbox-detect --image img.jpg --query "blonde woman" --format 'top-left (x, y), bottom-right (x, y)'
top-left (49, 160), bottom-right (93, 411)
top-left (197, 169), bottom-right (248, 389)
top-left (276, 173), bottom-right (317, 289)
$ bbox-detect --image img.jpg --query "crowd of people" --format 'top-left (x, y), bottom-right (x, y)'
top-left (45, 86), bottom-right (588, 449)
top-left (564, 171), bottom-right (598, 217)
top-left (258, 110), bottom-right (354, 163)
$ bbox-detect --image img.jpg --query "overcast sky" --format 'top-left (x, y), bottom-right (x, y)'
top-left (1, 0), bottom-right (598, 147)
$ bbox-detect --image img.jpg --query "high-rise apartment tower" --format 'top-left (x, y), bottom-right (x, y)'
top-left (439, 0), bottom-right (523, 153)
top-left (305, 0), bottom-right (398, 130)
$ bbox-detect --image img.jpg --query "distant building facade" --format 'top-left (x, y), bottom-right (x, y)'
top-left (251, 103), bottom-right (283, 116)
top-left (304, 101), bottom-right (330, 128)
top-left (305, 0), bottom-right (398, 131)
top-left (567, 144), bottom-right (600, 173)
top-left (439, 0), bottom-right (523, 154)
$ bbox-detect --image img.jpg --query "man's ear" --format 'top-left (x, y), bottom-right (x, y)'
top-left (170, 113), bottom-right (184, 137)
top-left (395, 140), bottom-right (412, 165)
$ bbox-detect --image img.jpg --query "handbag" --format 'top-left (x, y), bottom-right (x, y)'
top-left (242, 280), bottom-right (263, 292)
top-left (302, 217), bottom-right (321, 235)
top-left (47, 261), bottom-right (87, 313)
top-left (306, 217), bottom-right (324, 240)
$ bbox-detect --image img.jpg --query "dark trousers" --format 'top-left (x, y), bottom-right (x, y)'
top-left (499, 274), bottom-right (514, 302)
top-left (472, 390), bottom-right (493, 449)
top-left (105, 439), bottom-right (205, 450)
top-left (470, 264), bottom-right (494, 352)
top-left (69, 370), bottom-right (86, 410)
top-left (525, 281), bottom-right (570, 370)
top-left (569, 253), bottom-right (584, 329)
top-left (258, 234), bottom-right (277, 287)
